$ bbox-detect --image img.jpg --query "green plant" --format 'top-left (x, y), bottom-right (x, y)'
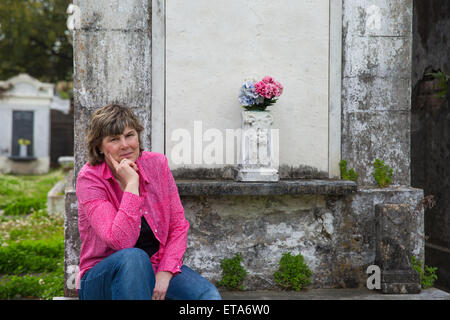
top-left (339, 160), bottom-right (358, 182)
top-left (0, 171), bottom-right (65, 299)
top-left (1, 196), bottom-right (46, 216)
top-left (411, 256), bottom-right (438, 289)
top-left (218, 253), bottom-right (247, 290)
top-left (0, 265), bottom-right (64, 300)
top-left (274, 252), bottom-right (311, 291)
top-left (0, 169), bottom-right (64, 216)
top-left (0, 239), bottom-right (63, 274)
top-left (373, 158), bottom-right (393, 188)
top-left (0, 209), bottom-right (63, 242)
top-left (426, 71), bottom-right (449, 99)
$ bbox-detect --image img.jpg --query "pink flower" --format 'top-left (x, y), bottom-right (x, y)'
top-left (254, 76), bottom-right (283, 99)
top-left (262, 76), bottom-right (274, 83)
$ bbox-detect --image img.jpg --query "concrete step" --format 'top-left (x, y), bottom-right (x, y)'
top-left (220, 287), bottom-right (450, 300)
top-left (53, 287), bottom-right (450, 300)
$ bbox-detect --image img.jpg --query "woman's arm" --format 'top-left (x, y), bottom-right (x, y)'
top-left (76, 172), bottom-right (143, 251)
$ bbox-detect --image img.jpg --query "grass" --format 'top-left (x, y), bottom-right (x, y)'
top-left (0, 169), bottom-right (64, 216)
top-left (0, 169), bottom-right (65, 299)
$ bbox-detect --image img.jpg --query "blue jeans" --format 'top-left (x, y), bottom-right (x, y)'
top-left (78, 248), bottom-right (222, 300)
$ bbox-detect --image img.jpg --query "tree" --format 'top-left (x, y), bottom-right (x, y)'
top-left (0, 0), bottom-right (73, 83)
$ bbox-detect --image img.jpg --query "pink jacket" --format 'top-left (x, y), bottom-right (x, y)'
top-left (75, 151), bottom-right (189, 290)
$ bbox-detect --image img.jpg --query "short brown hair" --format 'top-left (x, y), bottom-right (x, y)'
top-left (86, 104), bottom-right (144, 165)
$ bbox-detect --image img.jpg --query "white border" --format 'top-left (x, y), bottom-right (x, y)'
top-left (328, 0), bottom-right (342, 178)
top-left (151, 0), bottom-right (166, 154)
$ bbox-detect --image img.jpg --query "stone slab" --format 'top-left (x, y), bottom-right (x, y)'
top-left (176, 179), bottom-right (357, 196)
top-left (342, 111), bottom-right (410, 186)
top-left (219, 287), bottom-right (450, 300)
top-left (53, 287), bottom-right (450, 300)
top-left (74, 0), bottom-right (150, 31)
top-left (341, 0), bottom-right (413, 188)
top-left (233, 169), bottom-right (280, 182)
top-left (381, 270), bottom-right (420, 283)
top-left (375, 203), bottom-right (421, 294)
top-left (381, 282), bottom-right (421, 294)
top-left (343, 0), bottom-right (412, 37)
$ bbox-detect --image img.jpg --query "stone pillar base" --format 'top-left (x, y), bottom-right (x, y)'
top-left (381, 270), bottom-right (421, 294)
top-left (375, 203), bottom-right (422, 294)
top-left (235, 110), bottom-right (279, 182)
top-left (234, 167), bottom-right (279, 182)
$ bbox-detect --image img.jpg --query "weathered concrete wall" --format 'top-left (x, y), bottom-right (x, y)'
top-left (64, 171), bottom-right (79, 297)
top-left (72, 0), bottom-right (152, 178)
top-left (64, 175), bottom-right (425, 293)
top-left (183, 187), bottom-right (424, 290)
top-left (412, 0), bottom-right (450, 87)
top-left (411, 0), bottom-right (450, 293)
top-left (67, 0), bottom-right (152, 297)
top-left (341, 0), bottom-right (413, 187)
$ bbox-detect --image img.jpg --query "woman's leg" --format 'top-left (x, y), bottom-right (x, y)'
top-left (165, 265), bottom-right (222, 300)
top-left (79, 248), bottom-right (155, 300)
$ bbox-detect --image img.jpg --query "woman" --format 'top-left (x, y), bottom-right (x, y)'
top-left (76, 104), bottom-right (221, 300)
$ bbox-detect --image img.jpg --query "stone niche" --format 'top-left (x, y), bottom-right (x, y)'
top-left (0, 74), bottom-right (52, 174)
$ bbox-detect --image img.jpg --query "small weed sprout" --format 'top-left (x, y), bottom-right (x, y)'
top-left (218, 253), bottom-right (247, 290)
top-left (411, 256), bottom-right (438, 289)
top-left (274, 252), bottom-right (311, 291)
top-left (339, 160), bottom-right (358, 182)
top-left (373, 159), bottom-right (393, 188)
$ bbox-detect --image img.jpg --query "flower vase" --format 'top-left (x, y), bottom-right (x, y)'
top-left (19, 144), bottom-right (27, 157)
top-left (234, 110), bottom-right (279, 182)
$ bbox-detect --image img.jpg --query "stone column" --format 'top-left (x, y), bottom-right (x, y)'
top-left (234, 110), bottom-right (279, 182)
top-left (341, 0), bottom-right (413, 187)
top-left (375, 203), bottom-right (421, 294)
top-left (64, 0), bottom-right (152, 297)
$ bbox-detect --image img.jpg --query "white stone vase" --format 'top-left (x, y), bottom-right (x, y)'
top-left (234, 110), bottom-right (279, 182)
top-left (19, 144), bottom-right (27, 157)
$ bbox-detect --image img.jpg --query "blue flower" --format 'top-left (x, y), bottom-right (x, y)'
top-left (239, 80), bottom-right (264, 106)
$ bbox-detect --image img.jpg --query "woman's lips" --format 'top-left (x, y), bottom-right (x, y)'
top-left (120, 152), bottom-right (134, 158)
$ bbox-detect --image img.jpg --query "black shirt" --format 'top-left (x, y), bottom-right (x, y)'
top-left (134, 216), bottom-right (160, 258)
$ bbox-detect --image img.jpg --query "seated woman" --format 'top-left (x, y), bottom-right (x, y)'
top-left (76, 103), bottom-right (221, 300)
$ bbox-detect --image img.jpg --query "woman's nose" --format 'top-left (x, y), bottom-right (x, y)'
top-left (119, 136), bottom-right (129, 148)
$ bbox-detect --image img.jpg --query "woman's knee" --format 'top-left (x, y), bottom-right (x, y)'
top-left (115, 248), bottom-right (151, 271)
top-left (199, 285), bottom-right (222, 300)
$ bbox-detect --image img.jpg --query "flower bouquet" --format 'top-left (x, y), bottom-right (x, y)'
top-left (18, 138), bottom-right (31, 146)
top-left (18, 138), bottom-right (31, 157)
top-left (239, 76), bottom-right (283, 111)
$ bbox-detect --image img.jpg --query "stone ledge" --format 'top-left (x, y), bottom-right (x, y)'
top-left (53, 288), bottom-right (450, 300)
top-left (176, 179), bottom-right (357, 196)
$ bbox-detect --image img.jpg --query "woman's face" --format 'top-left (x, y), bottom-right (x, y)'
top-left (99, 126), bottom-right (140, 163)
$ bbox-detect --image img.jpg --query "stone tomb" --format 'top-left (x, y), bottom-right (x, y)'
top-left (0, 74), bottom-right (52, 174)
top-left (65, 0), bottom-right (424, 296)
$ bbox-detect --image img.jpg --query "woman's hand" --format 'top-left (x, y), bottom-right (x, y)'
top-left (105, 152), bottom-right (140, 195)
top-left (152, 271), bottom-right (173, 300)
